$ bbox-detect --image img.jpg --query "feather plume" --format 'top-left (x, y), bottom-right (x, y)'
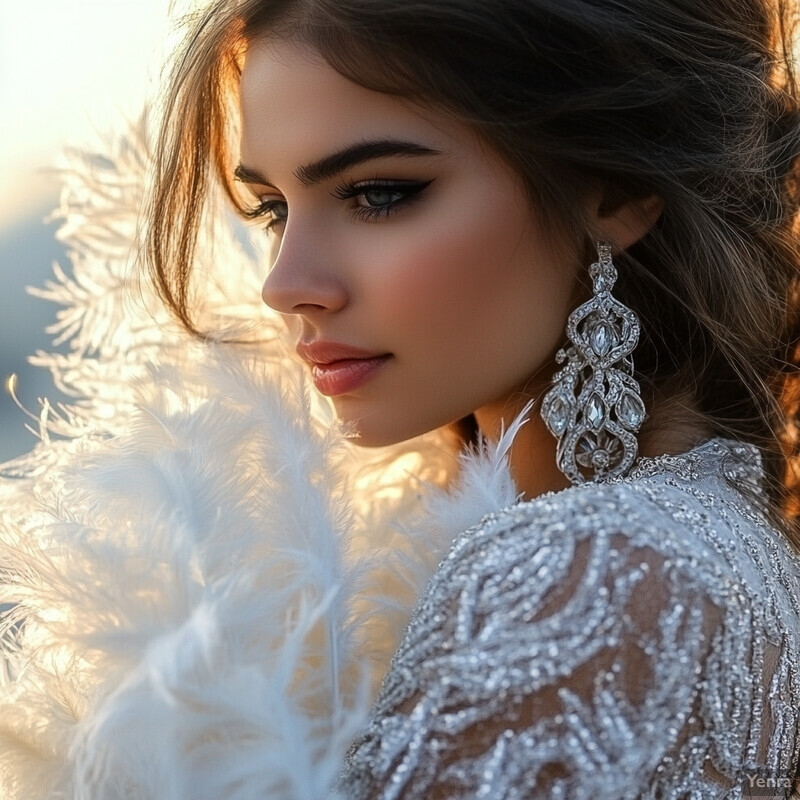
top-left (0, 116), bottom-right (522, 798)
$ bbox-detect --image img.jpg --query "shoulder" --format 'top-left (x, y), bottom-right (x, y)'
top-left (345, 441), bottom-right (800, 797)
top-left (431, 438), bottom-right (800, 619)
top-left (421, 477), bottom-right (721, 637)
top-left (403, 474), bottom-right (735, 672)
top-left (395, 438), bottom-right (800, 690)
top-left (350, 440), bottom-right (800, 797)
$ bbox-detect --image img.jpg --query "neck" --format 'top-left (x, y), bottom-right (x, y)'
top-left (473, 393), bottom-right (571, 500)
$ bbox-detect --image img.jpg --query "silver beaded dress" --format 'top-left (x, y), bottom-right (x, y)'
top-left (340, 438), bottom-right (800, 799)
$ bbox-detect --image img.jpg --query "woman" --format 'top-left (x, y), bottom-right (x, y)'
top-left (2, 0), bottom-right (800, 797)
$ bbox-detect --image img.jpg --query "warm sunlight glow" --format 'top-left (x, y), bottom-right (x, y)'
top-left (0, 0), bottom-right (171, 228)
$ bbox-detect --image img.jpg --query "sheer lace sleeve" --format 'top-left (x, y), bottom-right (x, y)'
top-left (340, 485), bottom-right (780, 799)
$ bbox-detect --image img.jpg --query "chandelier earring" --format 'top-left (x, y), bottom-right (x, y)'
top-left (540, 242), bottom-right (646, 483)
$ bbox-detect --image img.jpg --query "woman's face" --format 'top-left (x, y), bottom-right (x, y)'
top-left (239, 38), bottom-right (584, 446)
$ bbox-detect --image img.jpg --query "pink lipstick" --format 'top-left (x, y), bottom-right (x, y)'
top-left (297, 341), bottom-right (392, 396)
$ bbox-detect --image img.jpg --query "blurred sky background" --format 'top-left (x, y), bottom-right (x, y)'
top-left (0, 0), bottom-right (173, 461)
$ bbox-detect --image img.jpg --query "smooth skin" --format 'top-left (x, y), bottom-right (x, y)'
top-left (238, 38), bottom-right (670, 498)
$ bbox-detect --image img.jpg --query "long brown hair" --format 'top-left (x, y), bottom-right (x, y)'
top-left (145, 0), bottom-right (800, 543)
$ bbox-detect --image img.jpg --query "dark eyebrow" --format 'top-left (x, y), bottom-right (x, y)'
top-left (234, 164), bottom-right (272, 186)
top-left (234, 139), bottom-right (442, 189)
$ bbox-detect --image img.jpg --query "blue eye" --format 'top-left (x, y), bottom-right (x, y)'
top-left (245, 178), bottom-right (433, 233)
top-left (332, 179), bottom-right (434, 222)
top-left (247, 198), bottom-right (288, 233)
top-left (359, 188), bottom-right (407, 208)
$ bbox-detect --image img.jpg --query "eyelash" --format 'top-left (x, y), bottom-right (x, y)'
top-left (247, 199), bottom-right (287, 232)
top-left (247, 178), bottom-right (433, 232)
top-left (331, 178), bottom-right (433, 222)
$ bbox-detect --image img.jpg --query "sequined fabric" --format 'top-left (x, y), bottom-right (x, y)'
top-left (340, 439), bottom-right (800, 799)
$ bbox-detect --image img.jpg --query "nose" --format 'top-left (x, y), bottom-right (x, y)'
top-left (261, 232), bottom-right (348, 315)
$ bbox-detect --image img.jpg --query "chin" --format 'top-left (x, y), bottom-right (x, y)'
top-left (337, 411), bottom-right (459, 449)
top-left (341, 426), bottom-right (414, 448)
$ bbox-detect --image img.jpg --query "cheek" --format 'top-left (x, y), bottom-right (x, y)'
top-left (363, 203), bottom-right (572, 361)
top-left (366, 203), bottom-right (519, 330)
top-left (375, 234), bottom-right (484, 323)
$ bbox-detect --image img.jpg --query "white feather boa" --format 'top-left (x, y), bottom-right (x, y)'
top-left (0, 120), bottom-right (522, 799)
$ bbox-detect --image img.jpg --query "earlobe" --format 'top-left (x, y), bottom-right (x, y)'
top-left (593, 190), bottom-right (664, 251)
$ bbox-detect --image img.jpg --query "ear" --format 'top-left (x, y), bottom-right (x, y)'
top-left (590, 188), bottom-right (664, 251)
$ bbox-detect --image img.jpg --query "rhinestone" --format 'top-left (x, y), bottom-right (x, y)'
top-left (589, 321), bottom-right (616, 357)
top-left (586, 393), bottom-right (606, 430)
top-left (616, 390), bottom-right (646, 430)
top-left (576, 437), bottom-right (594, 467)
top-left (545, 396), bottom-right (569, 436)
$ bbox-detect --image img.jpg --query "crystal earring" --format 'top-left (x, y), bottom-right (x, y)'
top-left (540, 242), bottom-right (646, 483)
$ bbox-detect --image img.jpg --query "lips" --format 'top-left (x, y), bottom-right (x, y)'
top-left (296, 341), bottom-right (392, 396)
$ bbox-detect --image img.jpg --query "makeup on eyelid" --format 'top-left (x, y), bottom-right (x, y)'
top-left (243, 178), bottom-right (435, 231)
